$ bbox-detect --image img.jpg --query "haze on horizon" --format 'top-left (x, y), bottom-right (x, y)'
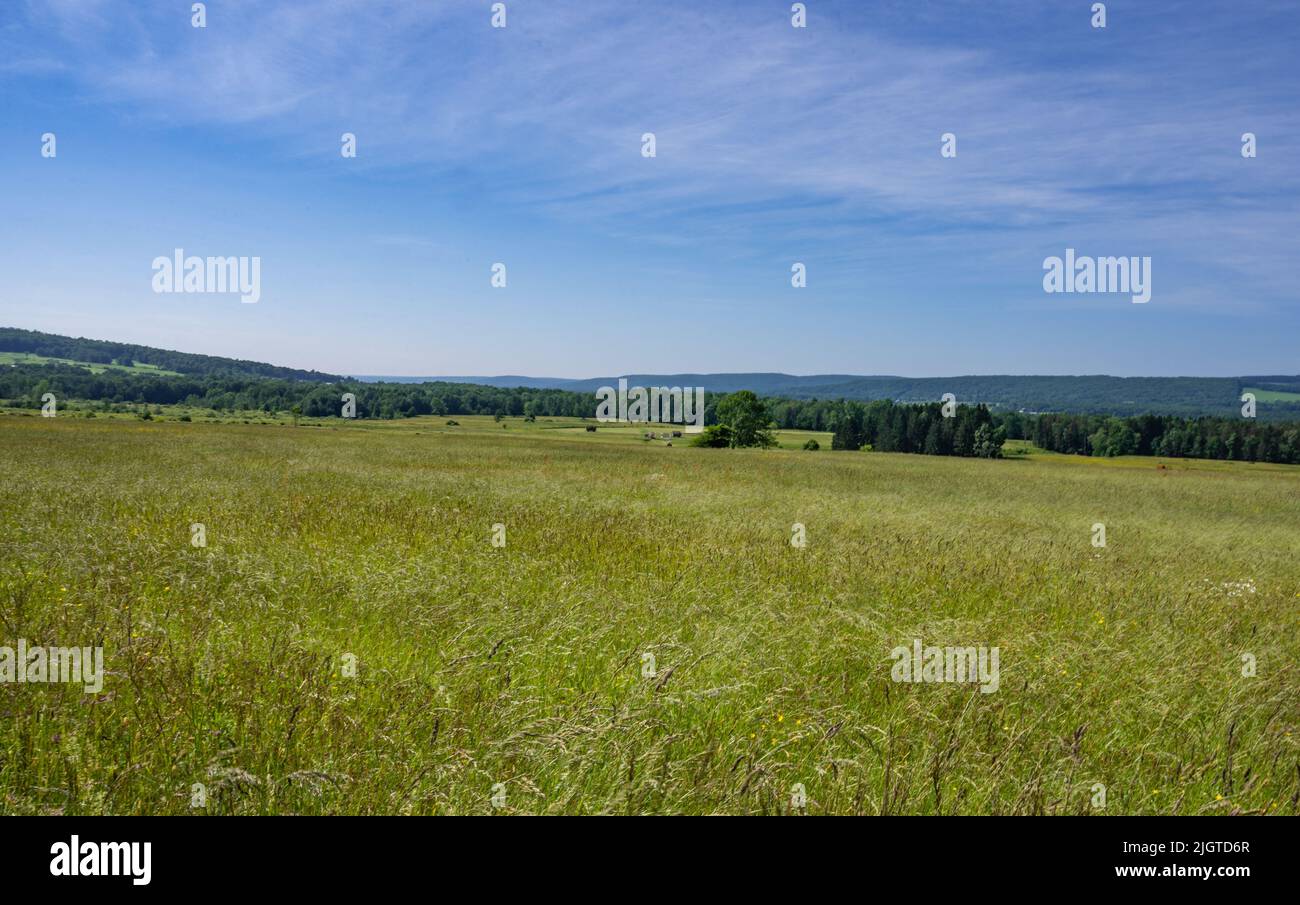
top-left (1, 1), bottom-right (1297, 378)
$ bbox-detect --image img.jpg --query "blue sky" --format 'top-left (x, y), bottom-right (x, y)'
top-left (1, 0), bottom-right (1296, 377)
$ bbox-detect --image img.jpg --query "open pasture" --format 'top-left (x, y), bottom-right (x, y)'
top-left (1, 414), bottom-right (1296, 814)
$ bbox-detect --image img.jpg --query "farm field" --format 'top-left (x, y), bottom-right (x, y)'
top-left (0, 413), bottom-right (1296, 815)
top-left (1244, 386), bottom-right (1300, 404)
top-left (0, 351), bottom-right (183, 377)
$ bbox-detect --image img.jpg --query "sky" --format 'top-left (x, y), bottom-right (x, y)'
top-left (0, 0), bottom-right (1297, 378)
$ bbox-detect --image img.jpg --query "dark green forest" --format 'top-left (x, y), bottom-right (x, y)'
top-left (0, 361), bottom-right (600, 420)
top-left (827, 400), bottom-right (1006, 458)
top-left (1026, 412), bottom-right (1300, 464)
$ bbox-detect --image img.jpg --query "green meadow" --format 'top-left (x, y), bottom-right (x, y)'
top-left (1244, 386), bottom-right (1300, 404)
top-left (0, 351), bottom-right (183, 377)
top-left (0, 412), bottom-right (1296, 815)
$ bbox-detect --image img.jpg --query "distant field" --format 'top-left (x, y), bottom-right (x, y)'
top-left (0, 412), bottom-right (1296, 815)
top-left (0, 351), bottom-right (183, 377)
top-left (1245, 386), bottom-right (1300, 403)
top-left (0, 405), bottom-right (836, 451)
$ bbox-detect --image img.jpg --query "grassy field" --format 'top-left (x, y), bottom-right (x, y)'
top-left (0, 352), bottom-right (183, 377)
top-left (1, 412), bottom-right (1296, 815)
top-left (1244, 386), bottom-right (1300, 403)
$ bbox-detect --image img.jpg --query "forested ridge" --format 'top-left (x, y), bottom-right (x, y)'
top-left (6, 328), bottom-right (1299, 418)
top-left (4, 330), bottom-right (1299, 464)
top-left (0, 327), bottom-right (342, 382)
top-left (0, 361), bottom-right (598, 420)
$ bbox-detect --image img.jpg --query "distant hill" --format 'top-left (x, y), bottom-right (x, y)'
top-left (6, 329), bottom-right (1298, 418)
top-left (360, 372), bottom-right (1300, 418)
top-left (353, 373), bottom-right (852, 395)
top-left (0, 327), bottom-right (343, 383)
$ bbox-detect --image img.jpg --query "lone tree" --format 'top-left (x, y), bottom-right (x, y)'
top-left (714, 390), bottom-right (777, 449)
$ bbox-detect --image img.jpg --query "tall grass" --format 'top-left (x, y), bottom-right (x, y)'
top-left (1, 414), bottom-right (1295, 814)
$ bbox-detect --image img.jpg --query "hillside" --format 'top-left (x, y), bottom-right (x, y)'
top-left (0, 327), bottom-right (343, 382)
top-left (6, 328), bottom-right (1299, 418)
top-left (364, 372), bottom-right (1300, 419)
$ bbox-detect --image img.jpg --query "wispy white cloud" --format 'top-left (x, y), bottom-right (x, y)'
top-left (6, 0), bottom-right (1298, 313)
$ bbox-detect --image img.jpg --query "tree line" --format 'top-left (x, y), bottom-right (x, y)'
top-left (9, 328), bottom-right (1300, 419)
top-left (765, 397), bottom-right (1300, 464)
top-left (1026, 412), bottom-right (1300, 464)
top-left (827, 399), bottom-right (1006, 458)
top-left (0, 362), bottom-right (602, 420)
top-left (6, 359), bottom-right (1300, 464)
